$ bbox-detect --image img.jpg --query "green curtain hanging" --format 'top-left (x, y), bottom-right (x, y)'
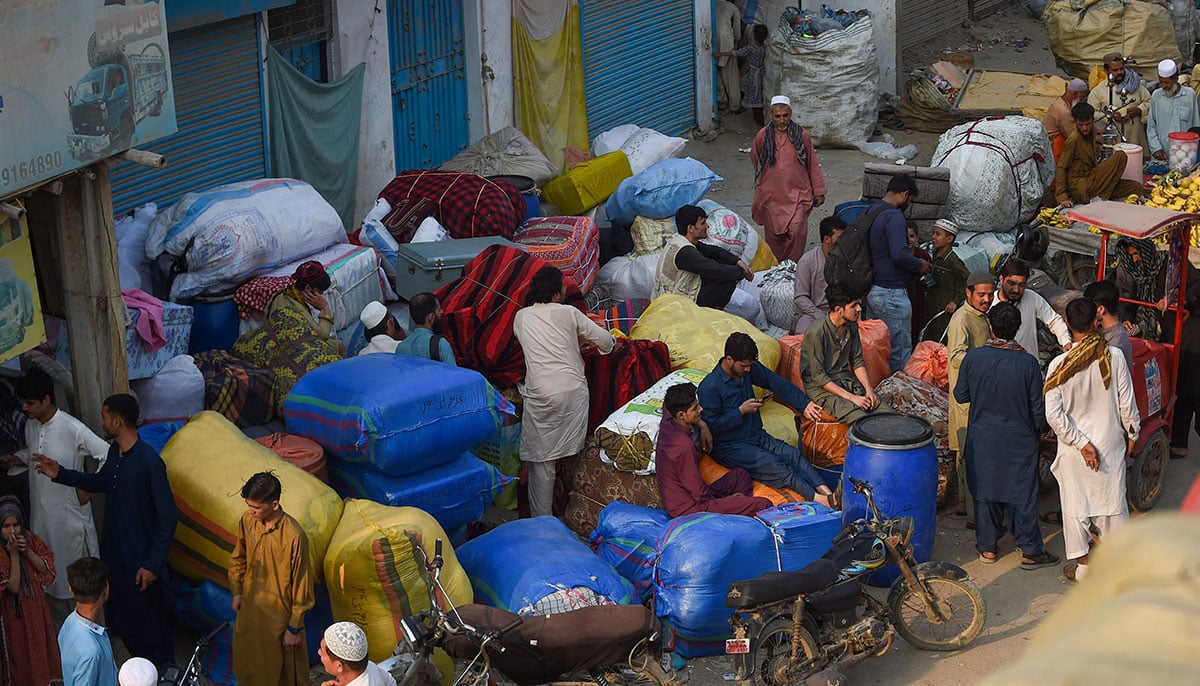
top-left (266, 46), bottom-right (366, 230)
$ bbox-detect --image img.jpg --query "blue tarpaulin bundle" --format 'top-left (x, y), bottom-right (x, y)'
top-left (458, 516), bottom-right (634, 614)
top-left (283, 355), bottom-right (513, 476)
top-left (589, 502), bottom-right (670, 601)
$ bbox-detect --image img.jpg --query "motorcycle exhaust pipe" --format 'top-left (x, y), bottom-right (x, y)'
top-left (826, 630), bottom-right (895, 675)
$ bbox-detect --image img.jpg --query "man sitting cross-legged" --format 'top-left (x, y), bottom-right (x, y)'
top-left (799, 283), bottom-right (893, 424)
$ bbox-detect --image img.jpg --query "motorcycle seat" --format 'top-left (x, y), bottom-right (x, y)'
top-left (725, 558), bottom-right (839, 609)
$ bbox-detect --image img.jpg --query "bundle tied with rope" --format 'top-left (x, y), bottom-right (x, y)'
top-left (932, 116), bottom-right (1055, 233)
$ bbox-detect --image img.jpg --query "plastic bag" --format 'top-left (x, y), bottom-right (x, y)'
top-left (596, 253), bottom-right (661, 301)
top-left (591, 124), bottom-right (641, 157)
top-left (858, 318), bottom-right (892, 390)
top-left (853, 137), bottom-right (919, 163)
top-left (903, 341), bottom-right (949, 392)
top-left (410, 215), bottom-right (449, 243)
top-left (605, 158), bottom-right (723, 225)
top-left (130, 354), bottom-right (204, 423)
top-left (630, 294), bottom-right (781, 372)
top-left (594, 368), bottom-right (709, 474)
top-left (698, 199), bottom-right (759, 261)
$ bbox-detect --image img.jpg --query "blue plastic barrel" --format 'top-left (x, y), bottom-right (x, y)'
top-left (523, 193), bottom-right (541, 221)
top-left (187, 296), bottom-right (240, 353)
top-left (834, 199), bottom-right (872, 224)
top-left (841, 414), bottom-right (937, 586)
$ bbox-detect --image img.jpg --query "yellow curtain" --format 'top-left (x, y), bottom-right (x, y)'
top-left (512, 1), bottom-right (588, 174)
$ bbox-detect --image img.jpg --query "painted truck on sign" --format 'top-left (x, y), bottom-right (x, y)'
top-left (66, 41), bottom-right (169, 161)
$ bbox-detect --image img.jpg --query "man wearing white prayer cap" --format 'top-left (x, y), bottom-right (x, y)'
top-left (118, 657), bottom-right (158, 686)
top-left (1047, 78), bottom-right (1092, 160)
top-left (750, 94), bottom-right (826, 262)
top-left (357, 301), bottom-right (406, 356)
top-left (1147, 57), bottom-right (1200, 160)
top-left (318, 621), bottom-right (397, 686)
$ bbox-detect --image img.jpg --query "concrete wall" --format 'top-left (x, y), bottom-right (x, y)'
top-left (466, 0), bottom-right (514, 141)
top-left (695, 0), bottom-right (716, 133)
top-left (335, 0), bottom-right (395, 227)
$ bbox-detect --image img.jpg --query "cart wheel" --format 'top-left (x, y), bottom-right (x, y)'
top-left (1065, 254), bottom-right (1097, 290)
top-left (1127, 431), bottom-right (1169, 513)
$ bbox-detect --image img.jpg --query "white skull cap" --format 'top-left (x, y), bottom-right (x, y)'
top-left (360, 301), bottom-right (388, 329)
top-left (770, 95), bottom-right (791, 108)
top-left (118, 657), bottom-right (158, 686)
top-left (1158, 59), bottom-right (1178, 78)
top-left (325, 621), bottom-right (369, 662)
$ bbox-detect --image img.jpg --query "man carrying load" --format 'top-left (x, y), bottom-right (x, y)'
top-left (1056, 102), bottom-right (1145, 208)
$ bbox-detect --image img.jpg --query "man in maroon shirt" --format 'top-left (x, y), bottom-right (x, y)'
top-left (655, 383), bottom-right (773, 517)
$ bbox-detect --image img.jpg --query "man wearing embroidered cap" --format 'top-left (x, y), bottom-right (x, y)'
top-left (1146, 58), bottom-right (1200, 161)
top-left (751, 95), bottom-right (826, 262)
top-left (1046, 78), bottom-right (1091, 161)
top-left (922, 218), bottom-right (970, 342)
top-left (357, 301), bottom-right (405, 356)
top-left (1087, 53), bottom-right (1149, 153)
top-left (318, 622), bottom-right (396, 686)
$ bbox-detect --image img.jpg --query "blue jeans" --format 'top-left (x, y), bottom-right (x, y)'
top-left (713, 433), bottom-right (824, 499)
top-left (865, 286), bottom-right (912, 373)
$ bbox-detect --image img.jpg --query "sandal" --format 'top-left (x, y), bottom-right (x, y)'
top-left (1063, 562), bottom-right (1079, 581)
top-left (1040, 510), bottom-right (1063, 525)
top-left (965, 519), bottom-right (975, 530)
top-left (977, 550), bottom-right (998, 564)
top-left (1020, 552), bottom-right (1060, 570)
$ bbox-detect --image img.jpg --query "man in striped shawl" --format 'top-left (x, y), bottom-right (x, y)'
top-left (751, 95), bottom-right (826, 262)
top-left (1045, 298), bottom-right (1140, 582)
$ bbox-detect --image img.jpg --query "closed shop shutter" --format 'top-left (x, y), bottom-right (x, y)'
top-left (109, 16), bottom-right (266, 216)
top-left (970, 0), bottom-right (1016, 21)
top-left (898, 0), bottom-right (970, 51)
top-left (580, 0), bottom-right (696, 139)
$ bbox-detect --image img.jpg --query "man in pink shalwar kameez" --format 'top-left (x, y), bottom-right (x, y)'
top-left (751, 95), bottom-right (826, 263)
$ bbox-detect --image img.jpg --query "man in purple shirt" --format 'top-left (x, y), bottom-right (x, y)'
top-left (864, 174), bottom-right (931, 372)
top-left (655, 382), bottom-right (772, 517)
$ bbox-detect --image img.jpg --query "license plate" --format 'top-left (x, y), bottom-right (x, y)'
top-left (725, 638), bottom-right (750, 654)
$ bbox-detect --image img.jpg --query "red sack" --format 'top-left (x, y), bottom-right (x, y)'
top-left (436, 245), bottom-right (586, 389)
top-left (584, 339), bottom-right (671, 433)
top-left (858, 319), bottom-right (892, 389)
top-left (378, 170), bottom-right (525, 240)
top-left (777, 334), bottom-right (805, 391)
top-left (903, 341), bottom-right (950, 392)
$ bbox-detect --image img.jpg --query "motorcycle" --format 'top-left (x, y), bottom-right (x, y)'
top-left (384, 539), bottom-right (682, 686)
top-left (724, 477), bottom-right (986, 685)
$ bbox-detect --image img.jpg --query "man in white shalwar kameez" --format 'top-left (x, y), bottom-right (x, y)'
top-left (1044, 299), bottom-right (1139, 582)
top-left (513, 266), bottom-right (617, 517)
top-left (2, 370), bottom-right (109, 608)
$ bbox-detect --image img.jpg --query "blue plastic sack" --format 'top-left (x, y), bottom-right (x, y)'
top-left (174, 578), bottom-right (334, 680)
top-left (328, 451), bottom-right (511, 531)
top-left (589, 502), bottom-right (669, 600)
top-left (605, 158), bottom-right (723, 225)
top-left (458, 516), bottom-right (634, 614)
top-left (139, 421), bottom-right (184, 454)
top-left (654, 503), bottom-right (841, 657)
top-left (282, 355), bottom-right (514, 476)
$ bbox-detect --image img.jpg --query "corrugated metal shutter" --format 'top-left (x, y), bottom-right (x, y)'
top-left (387, 0), bottom-right (470, 170)
top-left (581, 0), bottom-right (696, 139)
top-left (898, 0), bottom-right (970, 50)
top-left (109, 16), bottom-right (266, 216)
top-left (970, 0), bottom-right (1016, 21)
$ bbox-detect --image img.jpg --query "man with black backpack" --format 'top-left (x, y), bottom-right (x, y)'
top-left (864, 175), bottom-right (930, 372)
top-left (396, 292), bottom-right (457, 365)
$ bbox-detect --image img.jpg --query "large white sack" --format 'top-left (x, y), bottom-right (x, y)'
top-left (145, 179), bottom-right (346, 300)
top-left (931, 117), bottom-right (1054, 233)
top-left (116, 203), bottom-right (157, 292)
top-left (596, 252), bottom-right (661, 301)
top-left (620, 128), bottom-right (688, 175)
top-left (131, 354), bottom-right (204, 423)
top-left (591, 124), bottom-right (641, 157)
top-left (439, 126), bottom-right (558, 185)
top-left (763, 17), bottom-right (878, 147)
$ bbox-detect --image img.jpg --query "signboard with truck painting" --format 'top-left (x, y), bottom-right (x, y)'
top-left (0, 202), bottom-right (45, 365)
top-left (0, 0), bottom-right (177, 198)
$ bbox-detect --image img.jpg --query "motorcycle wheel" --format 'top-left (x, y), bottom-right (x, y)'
top-left (888, 572), bottom-right (986, 651)
top-left (747, 616), bottom-right (823, 685)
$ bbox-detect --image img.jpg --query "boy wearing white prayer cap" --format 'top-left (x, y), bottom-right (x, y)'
top-left (1146, 58), bottom-right (1200, 160)
top-left (118, 657), bottom-right (158, 686)
top-left (357, 301), bottom-right (406, 356)
top-left (318, 622), bottom-right (397, 686)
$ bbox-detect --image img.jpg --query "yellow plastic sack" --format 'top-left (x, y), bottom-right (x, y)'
top-left (747, 222), bottom-right (779, 271)
top-left (161, 411), bottom-right (343, 587)
top-left (324, 499), bottom-right (473, 663)
top-left (1044, 0), bottom-right (1181, 81)
top-left (631, 294), bottom-right (781, 372)
top-left (760, 398), bottom-right (799, 446)
top-left (542, 150), bottom-right (632, 215)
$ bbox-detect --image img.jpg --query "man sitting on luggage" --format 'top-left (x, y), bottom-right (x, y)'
top-left (656, 382), bottom-right (773, 517)
top-left (698, 333), bottom-right (836, 507)
top-left (654, 204), bottom-right (760, 323)
top-left (395, 292), bottom-right (457, 365)
top-left (357, 301), bottom-right (406, 356)
top-left (1056, 102), bottom-right (1145, 208)
top-left (800, 283), bottom-right (892, 424)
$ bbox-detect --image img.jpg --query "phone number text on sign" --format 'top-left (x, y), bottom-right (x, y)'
top-left (1, 151), bottom-right (65, 191)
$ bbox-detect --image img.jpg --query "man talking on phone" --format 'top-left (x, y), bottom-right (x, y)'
top-left (800, 283), bottom-right (892, 424)
top-left (697, 333), bottom-right (838, 507)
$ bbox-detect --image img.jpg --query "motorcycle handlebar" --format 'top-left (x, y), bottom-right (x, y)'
top-left (495, 617), bottom-right (524, 637)
top-left (201, 621), bottom-right (229, 646)
top-left (831, 523), bottom-right (857, 544)
top-left (848, 476), bottom-right (869, 493)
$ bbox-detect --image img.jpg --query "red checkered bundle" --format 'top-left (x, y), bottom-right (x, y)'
top-left (513, 216), bottom-right (600, 292)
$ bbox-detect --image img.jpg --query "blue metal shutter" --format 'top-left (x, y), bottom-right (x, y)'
top-left (580, 0), bottom-right (696, 139)
top-left (387, 0), bottom-right (470, 170)
top-left (109, 16), bottom-right (267, 216)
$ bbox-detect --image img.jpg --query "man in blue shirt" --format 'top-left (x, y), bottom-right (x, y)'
top-left (865, 174), bottom-right (931, 372)
top-left (58, 556), bottom-right (118, 686)
top-left (34, 394), bottom-right (178, 670)
top-left (697, 333), bottom-right (836, 506)
top-left (396, 292), bottom-right (457, 365)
